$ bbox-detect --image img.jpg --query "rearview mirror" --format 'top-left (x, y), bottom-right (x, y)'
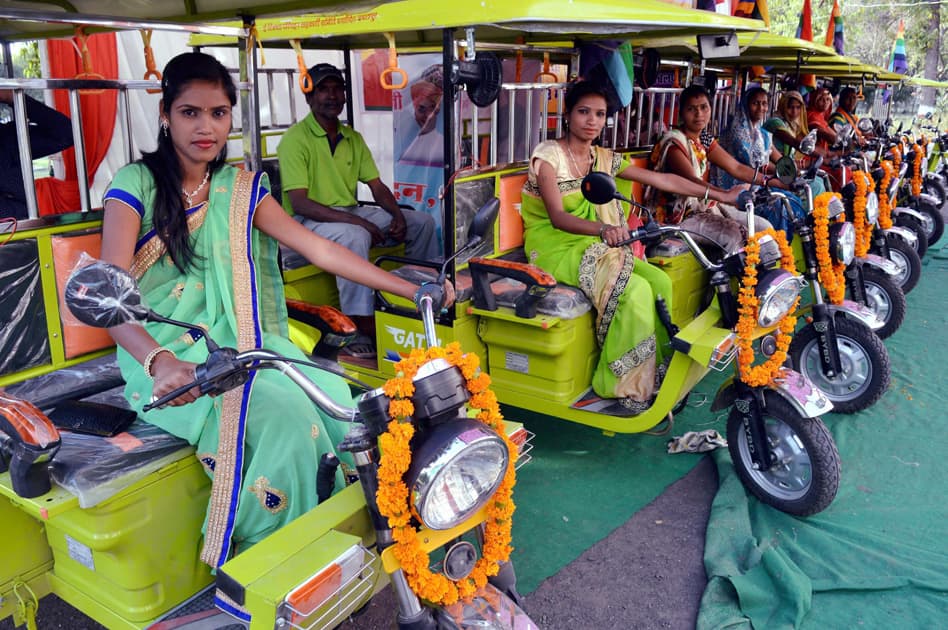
top-left (799, 130), bottom-right (818, 155)
top-left (581, 171), bottom-right (631, 205)
top-left (774, 157), bottom-right (797, 185)
top-left (857, 117), bottom-right (874, 133)
top-left (65, 261), bottom-right (149, 328)
top-left (467, 198), bottom-right (500, 244)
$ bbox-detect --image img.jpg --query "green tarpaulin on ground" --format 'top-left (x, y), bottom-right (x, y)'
top-left (699, 241), bottom-right (948, 628)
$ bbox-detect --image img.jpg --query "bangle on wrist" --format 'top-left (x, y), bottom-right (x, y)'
top-left (599, 223), bottom-right (608, 240)
top-left (702, 185), bottom-right (710, 204)
top-left (143, 347), bottom-right (175, 378)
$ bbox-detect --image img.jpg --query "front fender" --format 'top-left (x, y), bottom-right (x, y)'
top-left (831, 299), bottom-right (884, 330)
top-left (858, 253), bottom-right (901, 276)
top-left (712, 369), bottom-right (833, 418)
top-left (883, 225), bottom-right (918, 248)
top-left (918, 192), bottom-right (940, 207)
top-left (891, 206), bottom-right (926, 223)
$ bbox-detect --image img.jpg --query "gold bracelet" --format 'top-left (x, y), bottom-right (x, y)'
top-left (143, 347), bottom-right (176, 378)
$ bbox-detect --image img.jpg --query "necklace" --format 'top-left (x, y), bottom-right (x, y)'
top-left (182, 169), bottom-right (210, 208)
top-left (564, 140), bottom-right (592, 179)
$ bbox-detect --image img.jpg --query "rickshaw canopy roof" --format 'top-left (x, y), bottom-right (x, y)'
top-left (0, 1), bottom-right (384, 41)
top-left (186, 0), bottom-right (766, 48)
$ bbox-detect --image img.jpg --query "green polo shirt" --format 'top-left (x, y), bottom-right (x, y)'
top-left (277, 113), bottom-right (380, 213)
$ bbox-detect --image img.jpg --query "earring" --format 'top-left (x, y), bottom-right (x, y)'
top-left (160, 119), bottom-right (169, 138)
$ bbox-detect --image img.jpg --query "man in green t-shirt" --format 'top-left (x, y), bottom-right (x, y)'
top-left (278, 63), bottom-right (439, 358)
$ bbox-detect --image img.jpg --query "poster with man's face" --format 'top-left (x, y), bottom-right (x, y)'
top-left (392, 54), bottom-right (445, 246)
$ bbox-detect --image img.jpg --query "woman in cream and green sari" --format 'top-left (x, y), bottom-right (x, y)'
top-left (100, 53), bottom-right (439, 576)
top-left (521, 81), bottom-right (744, 414)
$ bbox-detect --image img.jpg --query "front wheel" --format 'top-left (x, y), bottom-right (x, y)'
top-left (916, 200), bottom-right (945, 246)
top-left (726, 390), bottom-right (840, 516)
top-left (883, 234), bottom-right (922, 293)
top-left (893, 214), bottom-right (929, 258)
top-left (923, 176), bottom-right (947, 209)
top-left (789, 317), bottom-right (890, 413)
top-left (859, 267), bottom-right (907, 339)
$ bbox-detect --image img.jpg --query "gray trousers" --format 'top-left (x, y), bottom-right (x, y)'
top-left (295, 205), bottom-right (439, 316)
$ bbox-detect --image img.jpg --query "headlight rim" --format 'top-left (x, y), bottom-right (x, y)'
top-left (407, 418), bottom-right (510, 531)
top-left (829, 221), bottom-right (856, 266)
top-left (755, 268), bottom-right (804, 328)
top-left (865, 191), bottom-right (880, 224)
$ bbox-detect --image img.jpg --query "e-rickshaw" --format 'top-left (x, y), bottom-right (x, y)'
top-left (0, 3), bottom-right (789, 629)
top-left (192, 0), bottom-right (842, 517)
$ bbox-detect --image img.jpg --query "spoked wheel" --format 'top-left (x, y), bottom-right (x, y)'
top-left (915, 200), bottom-right (944, 247)
top-left (883, 234), bottom-right (922, 293)
top-left (893, 214), bottom-right (929, 258)
top-left (789, 318), bottom-right (890, 413)
top-left (859, 268), bottom-right (907, 340)
top-left (726, 390), bottom-right (840, 516)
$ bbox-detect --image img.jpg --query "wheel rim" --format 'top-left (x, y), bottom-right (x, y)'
top-left (736, 415), bottom-right (812, 500)
top-left (799, 334), bottom-right (873, 400)
top-left (887, 248), bottom-right (912, 286)
top-left (863, 280), bottom-right (892, 325)
top-left (920, 212), bottom-right (935, 239)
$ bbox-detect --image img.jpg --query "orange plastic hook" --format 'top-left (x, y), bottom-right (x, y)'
top-left (73, 27), bottom-right (104, 95)
top-left (379, 32), bottom-right (407, 90)
top-left (140, 30), bottom-right (162, 94)
top-left (290, 40), bottom-right (312, 94)
top-left (534, 52), bottom-right (557, 83)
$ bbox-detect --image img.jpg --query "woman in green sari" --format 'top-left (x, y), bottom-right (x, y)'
top-left (99, 53), bottom-right (441, 573)
top-left (520, 81), bottom-right (743, 414)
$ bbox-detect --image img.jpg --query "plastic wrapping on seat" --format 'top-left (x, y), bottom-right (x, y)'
top-left (4, 353), bottom-right (123, 409)
top-left (50, 420), bottom-right (192, 508)
top-left (490, 277), bottom-right (591, 320)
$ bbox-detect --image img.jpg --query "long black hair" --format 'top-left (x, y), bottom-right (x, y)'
top-left (140, 52), bottom-right (237, 272)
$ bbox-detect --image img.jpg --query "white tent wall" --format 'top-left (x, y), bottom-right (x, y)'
top-left (84, 31), bottom-right (396, 208)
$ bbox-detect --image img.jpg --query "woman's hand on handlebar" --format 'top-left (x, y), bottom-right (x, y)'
top-left (600, 223), bottom-right (631, 247)
top-left (442, 279), bottom-right (456, 308)
top-left (718, 183), bottom-right (750, 206)
top-left (151, 355), bottom-right (201, 407)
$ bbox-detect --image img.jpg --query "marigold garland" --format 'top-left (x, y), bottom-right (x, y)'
top-left (812, 192), bottom-right (847, 305)
top-left (878, 160), bottom-right (895, 230)
top-left (911, 143), bottom-right (923, 197)
top-left (375, 342), bottom-right (517, 606)
top-left (891, 143), bottom-right (902, 170)
top-left (735, 228), bottom-right (800, 387)
top-left (852, 170), bottom-right (873, 258)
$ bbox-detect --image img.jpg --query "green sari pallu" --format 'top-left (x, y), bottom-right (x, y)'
top-left (104, 164), bottom-right (354, 575)
top-left (521, 141), bottom-right (672, 415)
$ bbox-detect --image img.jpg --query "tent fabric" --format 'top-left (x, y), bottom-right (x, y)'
top-left (36, 32), bottom-right (118, 215)
top-left (698, 241), bottom-right (948, 628)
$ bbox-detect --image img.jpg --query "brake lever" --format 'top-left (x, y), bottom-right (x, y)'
top-left (143, 379), bottom-right (201, 412)
top-left (142, 347), bottom-right (249, 411)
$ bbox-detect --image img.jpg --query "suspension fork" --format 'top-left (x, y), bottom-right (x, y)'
top-left (734, 381), bottom-right (773, 471)
top-left (798, 224), bottom-right (843, 377)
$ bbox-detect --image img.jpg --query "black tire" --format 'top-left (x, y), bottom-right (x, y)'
top-left (893, 214), bottom-right (929, 258)
top-left (859, 267), bottom-right (907, 340)
top-left (916, 200), bottom-right (944, 246)
top-left (883, 234), bottom-right (922, 293)
top-left (789, 318), bottom-right (890, 413)
top-left (726, 390), bottom-right (840, 516)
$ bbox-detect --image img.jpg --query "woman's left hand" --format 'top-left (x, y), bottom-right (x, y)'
top-left (720, 183), bottom-right (750, 205)
top-left (600, 224), bottom-right (631, 247)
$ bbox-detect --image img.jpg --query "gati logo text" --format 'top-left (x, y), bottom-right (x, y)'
top-left (385, 324), bottom-right (440, 349)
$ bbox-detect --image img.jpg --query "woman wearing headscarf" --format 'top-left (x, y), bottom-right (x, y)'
top-left (713, 87), bottom-right (805, 238)
top-left (764, 90), bottom-right (826, 196)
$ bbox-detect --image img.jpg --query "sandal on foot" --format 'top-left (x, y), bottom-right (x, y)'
top-left (342, 334), bottom-right (376, 359)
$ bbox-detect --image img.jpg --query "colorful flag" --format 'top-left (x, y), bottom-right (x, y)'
top-left (795, 0), bottom-right (817, 90)
top-left (824, 0), bottom-right (845, 55)
top-left (888, 19), bottom-right (908, 75)
top-left (733, 0), bottom-right (770, 77)
top-left (733, 0), bottom-right (770, 28)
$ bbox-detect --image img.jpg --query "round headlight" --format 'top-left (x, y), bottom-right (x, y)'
top-left (829, 221), bottom-right (856, 266)
top-left (865, 192), bottom-right (879, 224)
top-left (755, 269), bottom-right (804, 327)
top-left (408, 418), bottom-right (509, 530)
